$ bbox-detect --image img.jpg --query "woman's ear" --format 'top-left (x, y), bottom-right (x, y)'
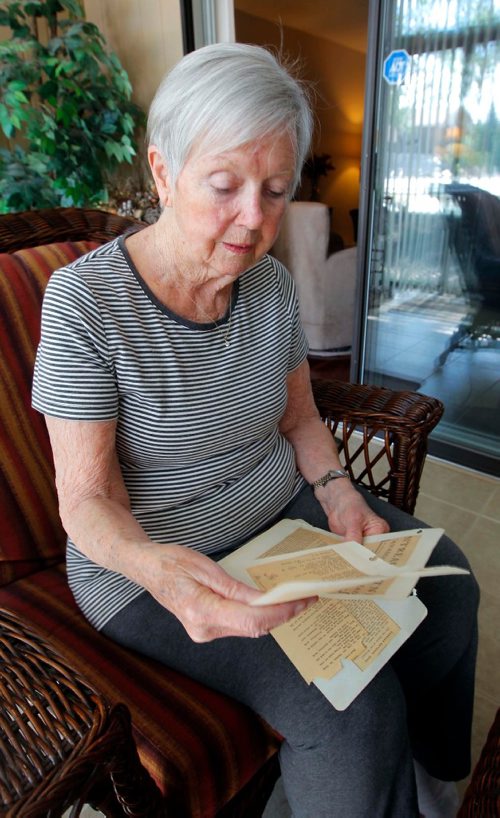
top-left (148, 145), bottom-right (172, 207)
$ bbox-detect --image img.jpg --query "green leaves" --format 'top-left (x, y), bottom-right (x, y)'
top-left (0, 0), bottom-right (145, 211)
top-left (0, 145), bottom-right (60, 212)
top-left (104, 134), bottom-right (136, 164)
top-left (59, 0), bottom-right (84, 16)
top-left (0, 103), bottom-right (14, 138)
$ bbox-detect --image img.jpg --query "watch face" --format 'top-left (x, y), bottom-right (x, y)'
top-left (312, 469), bottom-right (348, 489)
top-left (326, 470), bottom-right (346, 483)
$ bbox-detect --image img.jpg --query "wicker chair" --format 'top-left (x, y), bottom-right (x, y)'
top-left (0, 607), bottom-right (163, 817)
top-left (0, 207), bottom-right (444, 817)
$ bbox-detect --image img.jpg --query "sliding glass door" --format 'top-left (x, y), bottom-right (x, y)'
top-left (356, 0), bottom-right (500, 475)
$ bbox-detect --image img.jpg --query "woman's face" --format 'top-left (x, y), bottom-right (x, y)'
top-left (150, 133), bottom-right (296, 283)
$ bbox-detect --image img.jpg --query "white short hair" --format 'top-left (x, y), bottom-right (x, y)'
top-left (147, 43), bottom-right (313, 194)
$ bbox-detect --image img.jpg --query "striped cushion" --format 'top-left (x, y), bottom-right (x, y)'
top-left (0, 567), bottom-right (280, 817)
top-left (0, 241), bottom-right (98, 584)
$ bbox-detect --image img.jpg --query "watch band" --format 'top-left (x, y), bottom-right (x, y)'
top-left (311, 468), bottom-right (349, 489)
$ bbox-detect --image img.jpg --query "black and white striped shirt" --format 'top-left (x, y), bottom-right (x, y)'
top-left (32, 237), bottom-right (308, 629)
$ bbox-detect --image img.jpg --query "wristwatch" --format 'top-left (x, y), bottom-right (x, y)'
top-left (311, 468), bottom-right (349, 490)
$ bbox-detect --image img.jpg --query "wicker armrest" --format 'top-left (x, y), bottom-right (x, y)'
top-left (311, 378), bottom-right (444, 514)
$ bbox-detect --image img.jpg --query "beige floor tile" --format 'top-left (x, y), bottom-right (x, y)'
top-left (416, 458), bottom-right (499, 813)
top-left (481, 485), bottom-right (500, 522)
top-left (458, 519), bottom-right (500, 749)
top-left (413, 494), bottom-right (477, 544)
top-left (474, 589), bottom-right (500, 698)
top-left (460, 517), bottom-right (500, 596)
top-left (418, 459), bottom-right (498, 514)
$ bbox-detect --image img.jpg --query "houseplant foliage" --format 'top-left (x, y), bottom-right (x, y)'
top-left (0, 0), bottom-right (145, 211)
top-left (302, 153), bottom-right (335, 202)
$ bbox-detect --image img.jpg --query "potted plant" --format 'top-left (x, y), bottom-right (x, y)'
top-left (302, 153), bottom-right (335, 201)
top-left (0, 0), bottom-right (145, 212)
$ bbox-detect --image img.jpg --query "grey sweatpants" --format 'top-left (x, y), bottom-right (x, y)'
top-left (103, 486), bottom-right (479, 818)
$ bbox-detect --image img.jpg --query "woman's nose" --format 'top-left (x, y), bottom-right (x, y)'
top-left (237, 190), bottom-right (265, 230)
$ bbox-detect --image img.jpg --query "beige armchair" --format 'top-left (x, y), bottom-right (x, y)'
top-left (272, 201), bottom-right (357, 356)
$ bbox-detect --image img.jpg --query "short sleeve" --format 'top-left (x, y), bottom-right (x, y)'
top-left (287, 291), bottom-right (309, 371)
top-left (270, 257), bottom-right (309, 372)
top-left (32, 266), bottom-right (118, 420)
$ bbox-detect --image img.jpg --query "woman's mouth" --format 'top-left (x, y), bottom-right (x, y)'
top-left (223, 242), bottom-right (254, 255)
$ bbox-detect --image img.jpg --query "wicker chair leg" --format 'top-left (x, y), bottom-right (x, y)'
top-left (67, 766), bottom-right (119, 818)
top-left (89, 704), bottom-right (166, 818)
top-left (34, 704), bottom-right (166, 818)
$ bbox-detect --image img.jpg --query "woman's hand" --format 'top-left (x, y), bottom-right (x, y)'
top-left (137, 541), bottom-right (315, 642)
top-left (317, 479), bottom-right (390, 543)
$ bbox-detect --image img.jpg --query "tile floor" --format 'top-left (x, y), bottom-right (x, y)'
top-left (77, 455), bottom-right (499, 818)
top-left (414, 456), bottom-right (500, 799)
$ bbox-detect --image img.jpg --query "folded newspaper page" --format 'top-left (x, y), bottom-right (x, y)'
top-left (220, 519), bottom-right (469, 710)
top-left (247, 540), bottom-right (467, 605)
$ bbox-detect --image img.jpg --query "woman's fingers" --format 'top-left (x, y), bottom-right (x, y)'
top-left (147, 545), bottom-right (316, 642)
top-left (178, 583), bottom-right (315, 642)
top-left (342, 512), bottom-right (390, 543)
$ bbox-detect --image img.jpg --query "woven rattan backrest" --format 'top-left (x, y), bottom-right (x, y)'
top-left (0, 207), bottom-right (141, 252)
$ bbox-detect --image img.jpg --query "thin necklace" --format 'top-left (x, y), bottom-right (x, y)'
top-left (222, 296), bottom-right (233, 348)
top-left (216, 292), bottom-right (233, 349)
top-left (179, 284), bottom-right (234, 349)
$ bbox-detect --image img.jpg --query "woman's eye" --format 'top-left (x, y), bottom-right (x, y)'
top-left (266, 188), bottom-right (287, 199)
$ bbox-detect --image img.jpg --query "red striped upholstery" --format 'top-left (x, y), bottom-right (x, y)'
top-left (0, 234), bottom-right (280, 816)
top-left (0, 242), bottom-right (98, 583)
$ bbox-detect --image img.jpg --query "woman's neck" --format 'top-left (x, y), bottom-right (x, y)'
top-left (124, 221), bottom-right (233, 323)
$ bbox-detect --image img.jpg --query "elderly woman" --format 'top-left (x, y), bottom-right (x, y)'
top-left (33, 44), bottom-right (478, 818)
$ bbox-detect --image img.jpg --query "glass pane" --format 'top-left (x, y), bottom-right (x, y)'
top-left (363, 0), bottom-right (500, 474)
